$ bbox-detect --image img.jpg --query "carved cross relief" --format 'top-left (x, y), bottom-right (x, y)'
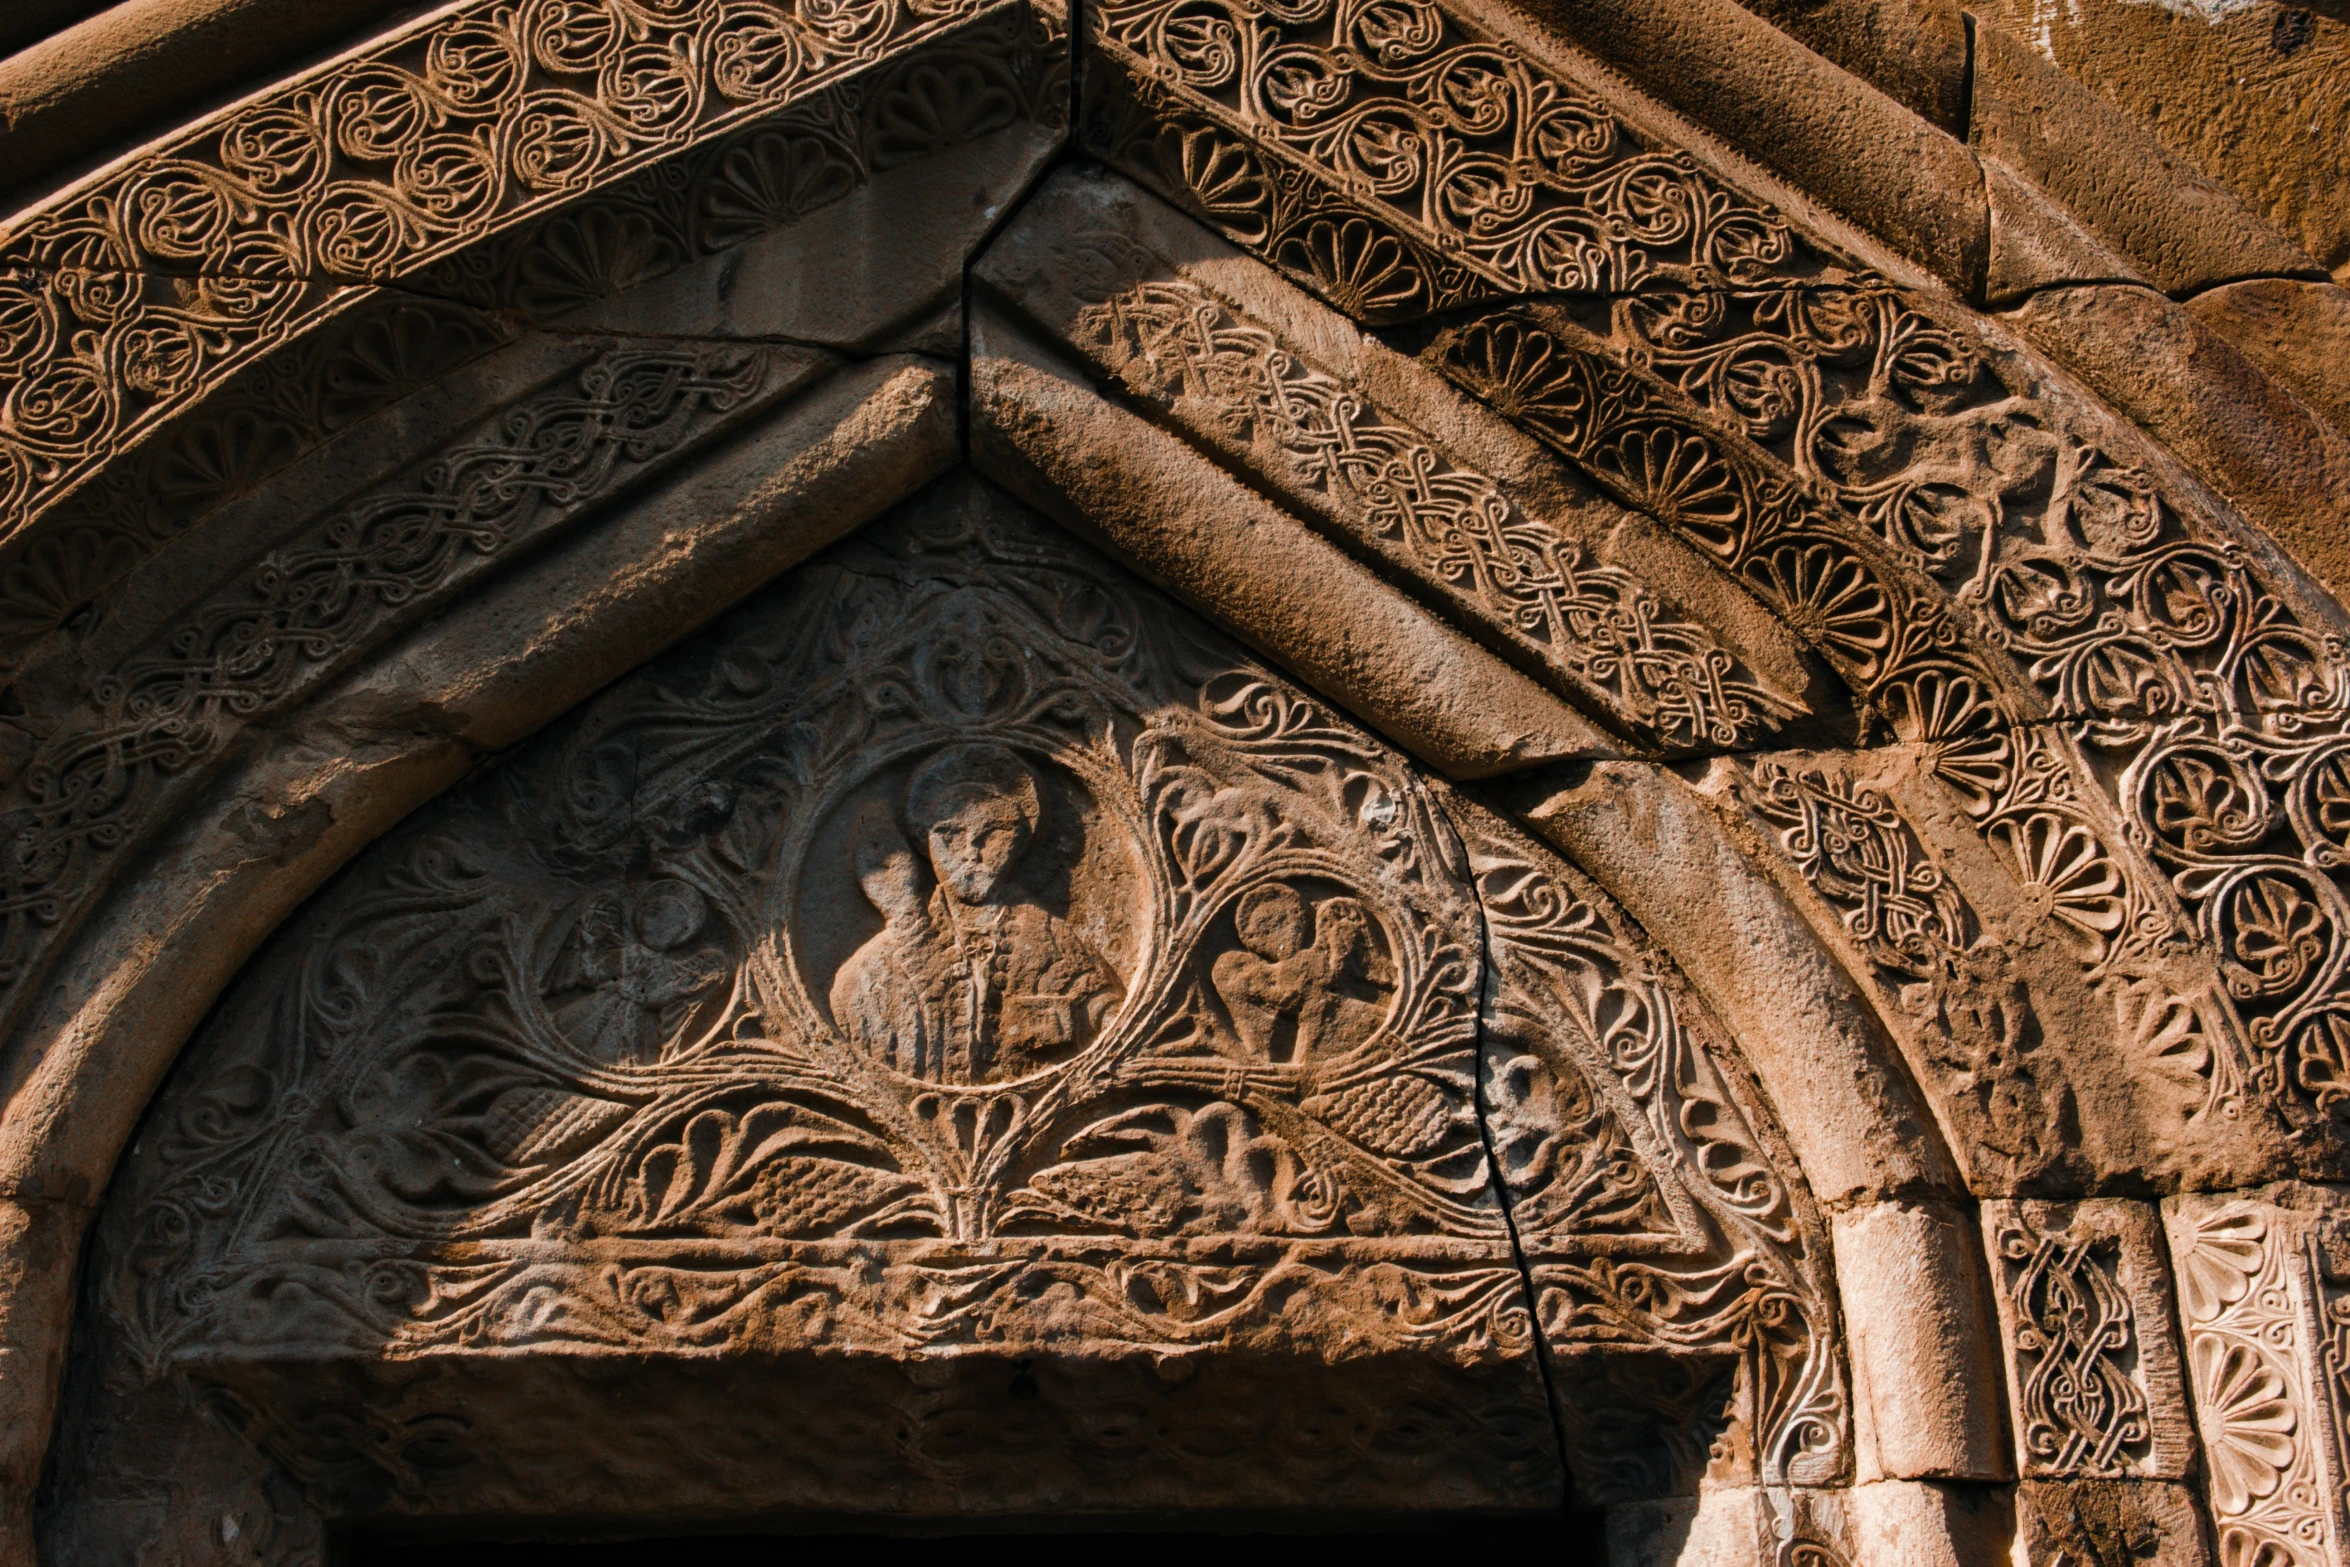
top-left (90, 474), bottom-right (1836, 1516)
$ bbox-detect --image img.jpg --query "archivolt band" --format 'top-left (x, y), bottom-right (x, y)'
top-left (1, 0), bottom-right (2347, 1561)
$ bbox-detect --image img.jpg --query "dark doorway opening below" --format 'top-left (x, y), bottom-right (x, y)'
top-left (337, 1512), bottom-right (1607, 1567)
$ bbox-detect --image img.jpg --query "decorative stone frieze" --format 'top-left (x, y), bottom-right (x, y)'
top-left (0, 341), bottom-right (823, 1047)
top-left (1081, 0), bottom-right (2350, 1183)
top-left (1983, 1199), bottom-right (2195, 1482)
top-left (969, 299), bottom-right (1610, 779)
top-left (1445, 793), bottom-right (1844, 1492)
top-left (2164, 1192), bottom-right (2350, 1567)
top-left (106, 478), bottom-right (1529, 1363)
top-left (0, 0), bottom-right (1064, 539)
top-left (1508, 758), bottom-right (1962, 1210)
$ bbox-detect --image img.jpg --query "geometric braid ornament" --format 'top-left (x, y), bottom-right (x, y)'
top-left (93, 476), bottom-right (1837, 1496)
top-left (1085, 0), bottom-right (2350, 1171)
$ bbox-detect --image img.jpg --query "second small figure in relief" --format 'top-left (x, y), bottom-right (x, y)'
top-left (831, 743), bottom-right (1122, 1083)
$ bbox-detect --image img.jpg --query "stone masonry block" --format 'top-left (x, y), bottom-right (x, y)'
top-left (1983, 1199), bottom-right (2194, 1481)
top-left (1834, 1199), bottom-right (2009, 1481)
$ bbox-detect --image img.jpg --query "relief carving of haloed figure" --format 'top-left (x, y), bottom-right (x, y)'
top-left (830, 744), bottom-right (1123, 1083)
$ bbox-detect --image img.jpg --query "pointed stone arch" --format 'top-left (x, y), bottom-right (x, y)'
top-left (48, 463), bottom-right (1871, 1559)
top-left (0, 0), bottom-right (2347, 1560)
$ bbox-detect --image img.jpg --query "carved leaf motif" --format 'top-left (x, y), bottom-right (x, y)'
top-left (1445, 793), bottom-right (1844, 1488)
top-left (2170, 1205), bottom-right (2339, 1567)
top-left (1085, 0), bottom-right (2350, 1150)
top-left (2194, 1335), bottom-right (2301, 1517)
top-left (100, 479), bottom-right (1540, 1364)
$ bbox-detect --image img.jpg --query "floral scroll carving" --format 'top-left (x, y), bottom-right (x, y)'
top-left (0, 344), bottom-right (802, 1016)
top-left (88, 477), bottom-right (1842, 1514)
top-left (0, 294), bottom-right (520, 664)
top-left (103, 480), bottom-right (1529, 1366)
top-left (1081, 0), bottom-right (2350, 1163)
top-left (1449, 796), bottom-right (1844, 1491)
top-left (0, 0), bottom-right (1061, 539)
top-left (1085, 0), bottom-right (1802, 320)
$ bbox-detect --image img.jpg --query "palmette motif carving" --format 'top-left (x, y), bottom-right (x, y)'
top-left (1083, 0), bottom-right (2345, 1156)
top-left (104, 482), bottom-right (1535, 1363)
top-left (0, 0), bottom-right (1060, 537)
top-left (2167, 1202), bottom-right (2350, 1567)
top-left (1063, 270), bottom-right (1797, 751)
top-left (0, 344), bottom-right (792, 1003)
top-left (1424, 309), bottom-right (2249, 1139)
top-left (1446, 796), bottom-right (1844, 1489)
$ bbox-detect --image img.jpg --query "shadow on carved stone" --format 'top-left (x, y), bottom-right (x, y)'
top-left (50, 474), bottom-right (1568, 1547)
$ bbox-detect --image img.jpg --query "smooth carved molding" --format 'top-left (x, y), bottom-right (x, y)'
top-left (2166, 1195), bottom-right (2350, 1567)
top-left (1080, 0), bottom-right (2350, 1175)
top-left (0, 342), bottom-right (819, 1040)
top-left (1982, 1199), bottom-right (2195, 1483)
top-left (0, 0), bottom-right (1064, 545)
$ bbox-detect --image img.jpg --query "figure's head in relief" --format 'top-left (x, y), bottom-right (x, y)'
top-left (907, 744), bottom-right (1041, 907)
top-left (1234, 884), bottom-right (1311, 963)
top-left (829, 743), bottom-right (1121, 1083)
top-left (851, 802), bottom-right (927, 930)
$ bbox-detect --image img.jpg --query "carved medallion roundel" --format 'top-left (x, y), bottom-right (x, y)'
top-left (94, 472), bottom-right (1525, 1384)
top-left (69, 472), bottom-right (1837, 1529)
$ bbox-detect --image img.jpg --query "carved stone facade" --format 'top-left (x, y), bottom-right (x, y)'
top-left (2, 0), bottom-right (2348, 1561)
top-left (2165, 1193), bottom-right (2350, 1567)
top-left (49, 477), bottom-right (1850, 1545)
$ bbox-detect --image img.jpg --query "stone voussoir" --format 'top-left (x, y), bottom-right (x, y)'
top-left (976, 166), bottom-right (1830, 756)
top-left (970, 301), bottom-right (1616, 779)
top-left (1831, 1198), bottom-right (2009, 1482)
top-left (1967, 16), bottom-right (2323, 299)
